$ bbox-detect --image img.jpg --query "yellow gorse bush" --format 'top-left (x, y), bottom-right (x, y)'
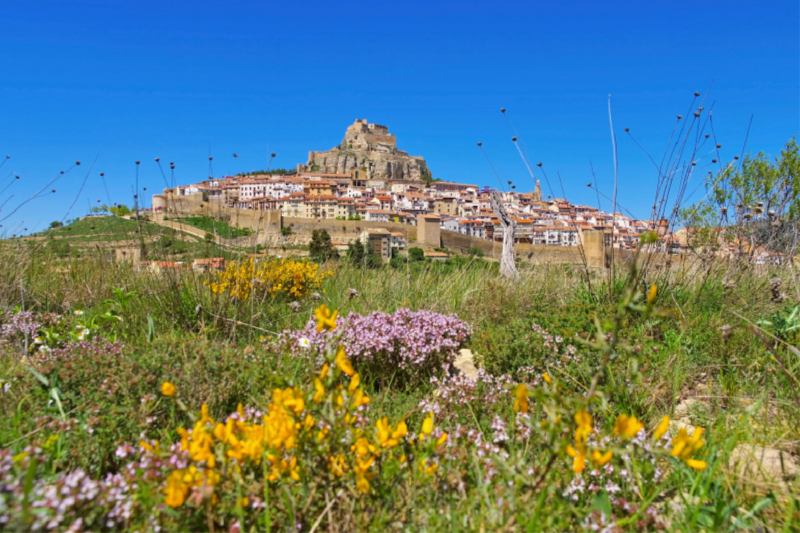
top-left (206, 257), bottom-right (333, 300)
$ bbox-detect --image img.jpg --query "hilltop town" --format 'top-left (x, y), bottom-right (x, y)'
top-left (152, 119), bottom-right (681, 257)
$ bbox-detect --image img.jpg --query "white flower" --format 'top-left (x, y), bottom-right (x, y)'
top-left (298, 337), bottom-right (311, 348)
top-left (76, 325), bottom-right (86, 330)
top-left (33, 337), bottom-right (42, 345)
top-left (74, 310), bottom-right (84, 316)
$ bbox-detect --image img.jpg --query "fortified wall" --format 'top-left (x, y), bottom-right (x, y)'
top-left (154, 189), bottom-right (683, 268)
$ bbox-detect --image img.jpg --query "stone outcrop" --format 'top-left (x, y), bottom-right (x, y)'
top-left (306, 119), bottom-right (431, 182)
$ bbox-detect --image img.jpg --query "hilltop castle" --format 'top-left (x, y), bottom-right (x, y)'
top-left (304, 119), bottom-right (431, 182)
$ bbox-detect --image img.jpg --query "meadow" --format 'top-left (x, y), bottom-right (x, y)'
top-left (0, 226), bottom-right (798, 532)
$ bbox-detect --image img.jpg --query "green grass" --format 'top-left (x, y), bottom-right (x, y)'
top-left (0, 242), bottom-right (797, 531)
top-left (176, 215), bottom-right (253, 239)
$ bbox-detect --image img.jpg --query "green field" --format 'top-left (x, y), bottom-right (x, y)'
top-left (0, 236), bottom-right (796, 531)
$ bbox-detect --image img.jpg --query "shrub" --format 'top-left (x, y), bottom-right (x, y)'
top-left (276, 308), bottom-right (472, 387)
top-left (468, 246), bottom-right (484, 257)
top-left (408, 247), bottom-right (425, 262)
top-left (206, 257), bottom-right (333, 300)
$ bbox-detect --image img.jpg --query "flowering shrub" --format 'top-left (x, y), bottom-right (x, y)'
top-left (277, 308), bottom-right (472, 386)
top-left (206, 257), bottom-right (333, 300)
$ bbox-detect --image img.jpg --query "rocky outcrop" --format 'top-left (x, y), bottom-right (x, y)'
top-left (306, 119), bottom-right (430, 182)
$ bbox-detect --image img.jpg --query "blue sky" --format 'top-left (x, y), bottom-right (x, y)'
top-left (1, 0), bottom-right (797, 234)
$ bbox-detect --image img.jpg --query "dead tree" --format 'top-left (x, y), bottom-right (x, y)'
top-left (490, 189), bottom-right (519, 280)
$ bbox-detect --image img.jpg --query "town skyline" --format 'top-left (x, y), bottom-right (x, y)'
top-left (1, 0), bottom-right (797, 235)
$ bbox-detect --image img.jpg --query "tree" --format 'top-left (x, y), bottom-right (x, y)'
top-left (408, 247), bottom-right (425, 262)
top-left (490, 189), bottom-right (518, 280)
top-left (346, 239), bottom-right (366, 265)
top-left (309, 229), bottom-right (335, 262)
top-left (204, 232), bottom-right (214, 243)
top-left (49, 221), bottom-right (63, 229)
top-left (109, 204), bottom-right (132, 216)
top-left (679, 137), bottom-right (800, 256)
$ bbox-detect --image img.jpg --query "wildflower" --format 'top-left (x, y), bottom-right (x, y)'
top-left (348, 373), bottom-right (361, 394)
top-left (670, 427), bottom-right (707, 469)
top-left (298, 337), bottom-right (311, 348)
top-left (348, 288), bottom-right (359, 299)
top-left (33, 336), bottom-right (42, 345)
top-left (513, 383), bottom-right (529, 414)
top-left (419, 412), bottom-right (434, 440)
top-left (336, 348), bottom-right (355, 376)
top-left (647, 284), bottom-right (657, 304)
top-left (161, 381), bottom-right (176, 397)
top-left (543, 373), bottom-right (552, 385)
top-left (435, 432), bottom-right (448, 448)
top-left (613, 414), bottom-right (643, 440)
top-left (653, 416), bottom-right (670, 441)
top-left (574, 410), bottom-right (592, 443)
top-left (314, 305), bottom-right (338, 332)
top-left (566, 442), bottom-right (587, 473)
top-left (74, 310), bottom-right (84, 316)
top-left (313, 378), bottom-right (325, 402)
top-left (289, 301), bottom-right (301, 312)
top-left (328, 454), bottom-right (347, 477)
top-left (351, 437), bottom-right (377, 457)
top-left (12, 451), bottom-right (29, 463)
top-left (164, 471), bottom-right (187, 508)
top-left (376, 418), bottom-right (407, 448)
top-left (320, 364), bottom-right (330, 379)
top-left (590, 450), bottom-right (613, 468)
top-left (352, 389), bottom-right (370, 408)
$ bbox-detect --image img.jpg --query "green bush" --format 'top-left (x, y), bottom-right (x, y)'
top-left (408, 247), bottom-right (425, 261)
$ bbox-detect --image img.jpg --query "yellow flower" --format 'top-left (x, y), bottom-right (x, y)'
top-left (176, 427), bottom-right (190, 452)
top-left (418, 458), bottom-right (438, 476)
top-left (164, 471), bottom-right (187, 508)
top-left (670, 426), bottom-right (707, 469)
top-left (320, 364), bottom-right (330, 379)
top-left (314, 304), bottom-right (338, 333)
top-left (435, 432), bottom-right (448, 448)
top-left (653, 416), bottom-right (670, 441)
top-left (313, 378), bottom-right (325, 403)
top-left (574, 409), bottom-right (593, 445)
top-left (336, 348), bottom-right (355, 377)
top-left (348, 373), bottom-right (361, 394)
top-left (419, 412), bottom-right (434, 440)
top-left (513, 383), bottom-right (529, 414)
top-left (647, 284), bottom-right (657, 304)
top-left (328, 454), bottom-right (347, 477)
top-left (12, 451), bottom-right (29, 463)
top-left (542, 373), bottom-right (552, 385)
top-left (685, 458), bottom-right (708, 470)
top-left (590, 449), bottom-right (613, 468)
top-left (356, 476), bottom-right (371, 494)
top-left (161, 381), bottom-right (176, 397)
top-left (352, 389), bottom-right (370, 409)
top-left (351, 437), bottom-right (377, 457)
top-left (613, 414), bottom-right (644, 440)
top-left (566, 443), bottom-right (586, 473)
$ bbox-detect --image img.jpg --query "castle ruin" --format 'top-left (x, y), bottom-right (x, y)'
top-left (305, 119), bottom-right (431, 182)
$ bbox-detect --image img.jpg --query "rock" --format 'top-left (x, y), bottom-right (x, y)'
top-left (452, 348), bottom-right (479, 380)
top-left (306, 120), bottom-right (431, 183)
top-left (673, 397), bottom-right (698, 418)
top-left (729, 444), bottom-right (799, 481)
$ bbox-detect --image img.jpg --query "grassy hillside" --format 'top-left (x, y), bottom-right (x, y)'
top-left (15, 215), bottom-right (240, 260)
